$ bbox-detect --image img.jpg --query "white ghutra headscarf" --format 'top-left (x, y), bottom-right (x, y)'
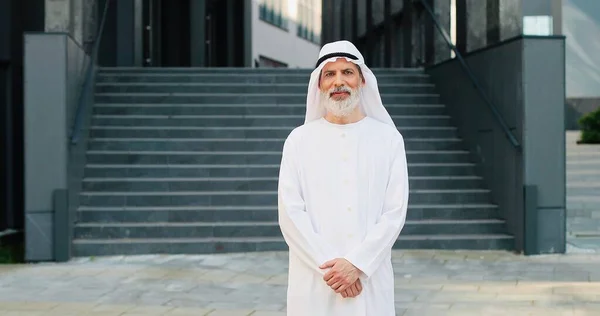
top-left (304, 40), bottom-right (395, 128)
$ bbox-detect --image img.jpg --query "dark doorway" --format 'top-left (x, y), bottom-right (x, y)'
top-left (205, 0), bottom-right (245, 67)
top-left (205, 0), bottom-right (244, 67)
top-left (141, 0), bottom-right (245, 67)
top-left (0, 0), bottom-right (45, 233)
top-left (205, 0), bottom-right (226, 67)
top-left (142, 0), bottom-right (191, 67)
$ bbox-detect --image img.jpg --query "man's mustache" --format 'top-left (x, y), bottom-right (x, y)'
top-left (329, 86), bottom-right (352, 96)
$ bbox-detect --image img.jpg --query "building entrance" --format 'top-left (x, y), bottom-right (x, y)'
top-left (99, 0), bottom-right (247, 68)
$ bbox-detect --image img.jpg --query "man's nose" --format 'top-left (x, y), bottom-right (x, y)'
top-left (334, 74), bottom-right (344, 86)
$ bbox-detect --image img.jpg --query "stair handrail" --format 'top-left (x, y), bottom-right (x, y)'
top-left (417, 0), bottom-right (521, 150)
top-left (69, 0), bottom-right (112, 145)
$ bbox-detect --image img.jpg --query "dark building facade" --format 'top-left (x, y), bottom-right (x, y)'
top-left (0, 0), bottom-right (46, 238)
top-left (1, 0), bottom-right (253, 243)
top-left (320, 0), bottom-right (562, 68)
top-left (96, 0), bottom-right (251, 68)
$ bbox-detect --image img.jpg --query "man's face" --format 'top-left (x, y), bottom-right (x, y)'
top-left (319, 58), bottom-right (364, 101)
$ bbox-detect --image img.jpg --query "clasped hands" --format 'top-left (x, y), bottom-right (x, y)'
top-left (319, 258), bottom-right (363, 298)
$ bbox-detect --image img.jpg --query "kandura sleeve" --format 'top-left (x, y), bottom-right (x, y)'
top-left (343, 133), bottom-right (409, 278)
top-left (277, 136), bottom-right (339, 274)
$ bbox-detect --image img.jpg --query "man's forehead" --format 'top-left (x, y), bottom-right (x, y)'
top-left (321, 58), bottom-right (359, 71)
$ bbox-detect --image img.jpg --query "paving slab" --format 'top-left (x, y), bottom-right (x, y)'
top-left (1, 250), bottom-right (600, 315)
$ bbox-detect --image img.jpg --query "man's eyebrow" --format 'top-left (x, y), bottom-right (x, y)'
top-left (322, 68), bottom-right (355, 73)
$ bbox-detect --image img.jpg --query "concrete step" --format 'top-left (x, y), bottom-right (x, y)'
top-left (90, 114), bottom-right (453, 127)
top-left (567, 184), bottom-right (600, 196)
top-left (567, 170), bottom-right (600, 182)
top-left (89, 126), bottom-right (460, 139)
top-left (81, 176), bottom-right (484, 192)
top-left (83, 163), bottom-right (479, 178)
top-left (97, 67), bottom-right (425, 74)
top-left (71, 234), bottom-right (514, 256)
top-left (84, 150), bottom-right (472, 164)
top-left (93, 103), bottom-right (449, 116)
top-left (95, 83), bottom-right (437, 94)
top-left (77, 204), bottom-right (500, 223)
top-left (567, 195), bottom-right (600, 209)
top-left (73, 219), bottom-right (507, 239)
top-left (567, 161), bottom-right (600, 170)
top-left (94, 93), bottom-right (441, 105)
top-left (96, 73), bottom-right (432, 84)
top-left (78, 189), bottom-right (491, 207)
top-left (87, 138), bottom-right (465, 152)
top-left (74, 67), bottom-right (513, 256)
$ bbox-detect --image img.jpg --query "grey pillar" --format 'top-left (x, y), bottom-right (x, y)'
top-left (25, 33), bottom-right (90, 261)
top-left (321, 0), bottom-right (328, 44)
top-left (486, 0), bottom-right (500, 45)
top-left (551, 0), bottom-right (562, 35)
top-left (24, 34), bottom-right (69, 261)
top-left (365, 0), bottom-right (372, 64)
top-left (425, 0), bottom-right (451, 64)
top-left (340, 1), bottom-right (346, 39)
top-left (133, 0), bottom-right (143, 66)
top-left (116, 0), bottom-right (134, 66)
top-left (45, 0), bottom-right (94, 46)
top-left (244, 0), bottom-right (252, 67)
top-left (45, 0), bottom-right (72, 36)
top-left (402, 0), bottom-right (412, 67)
top-left (325, 0), bottom-right (335, 44)
top-left (190, 0), bottom-right (206, 67)
top-left (456, 0), bottom-right (486, 54)
top-left (522, 37), bottom-right (566, 254)
top-left (498, 0), bottom-right (522, 40)
top-left (71, 0), bottom-right (83, 45)
top-left (352, 0), bottom-right (358, 43)
top-left (384, 0), bottom-right (392, 67)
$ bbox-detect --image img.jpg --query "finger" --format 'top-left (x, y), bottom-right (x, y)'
top-left (331, 281), bottom-right (343, 290)
top-left (356, 280), bottom-right (362, 292)
top-left (335, 282), bottom-right (350, 293)
top-left (319, 259), bottom-right (337, 269)
top-left (341, 290), bottom-right (348, 298)
top-left (323, 269), bottom-right (337, 281)
top-left (326, 276), bottom-right (339, 286)
top-left (348, 285), bottom-right (357, 297)
top-left (331, 281), bottom-right (344, 292)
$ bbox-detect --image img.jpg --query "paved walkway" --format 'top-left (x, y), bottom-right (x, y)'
top-left (1, 250), bottom-right (600, 315)
top-left (566, 131), bottom-right (600, 252)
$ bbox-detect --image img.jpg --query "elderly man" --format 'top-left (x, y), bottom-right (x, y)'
top-left (277, 40), bottom-right (409, 316)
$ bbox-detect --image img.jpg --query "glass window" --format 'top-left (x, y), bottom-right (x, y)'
top-left (297, 0), bottom-right (321, 44)
top-left (259, 0), bottom-right (289, 31)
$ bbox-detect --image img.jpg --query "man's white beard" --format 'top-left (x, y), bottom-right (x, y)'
top-left (320, 86), bottom-right (361, 117)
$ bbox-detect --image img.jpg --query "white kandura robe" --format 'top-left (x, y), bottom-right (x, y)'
top-left (278, 116), bottom-right (410, 316)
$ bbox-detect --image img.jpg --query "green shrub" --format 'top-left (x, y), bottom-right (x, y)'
top-left (578, 108), bottom-right (600, 144)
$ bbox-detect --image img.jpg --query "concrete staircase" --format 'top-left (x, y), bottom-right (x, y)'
top-left (72, 67), bottom-right (514, 256)
top-left (566, 131), bottom-right (600, 252)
